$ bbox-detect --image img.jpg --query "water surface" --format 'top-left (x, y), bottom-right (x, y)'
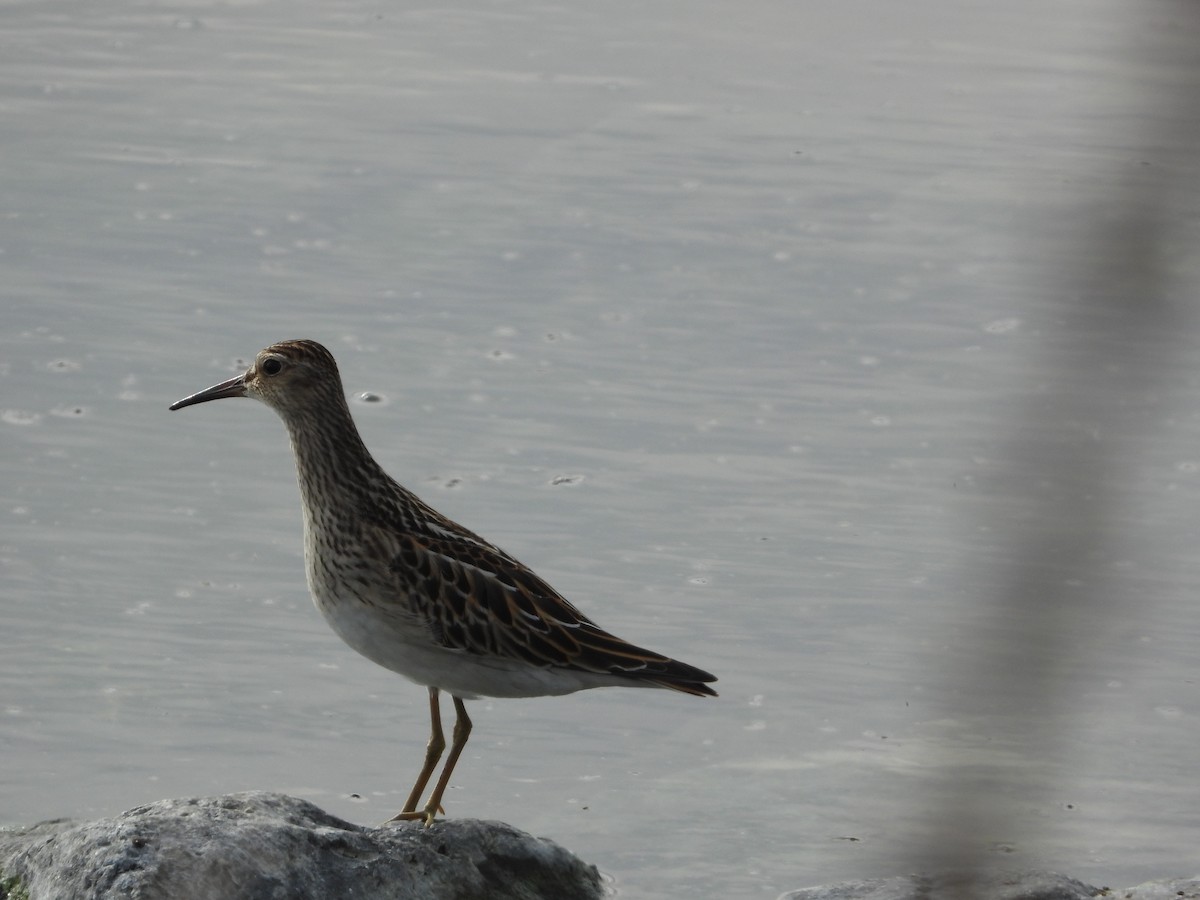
top-left (3, 1), bottom-right (1200, 896)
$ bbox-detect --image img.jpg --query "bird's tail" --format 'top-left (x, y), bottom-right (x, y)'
top-left (647, 658), bottom-right (719, 697)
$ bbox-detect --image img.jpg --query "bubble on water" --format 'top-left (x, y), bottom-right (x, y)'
top-left (2, 410), bottom-right (41, 426)
top-left (355, 391), bottom-right (386, 404)
top-left (550, 474), bottom-right (584, 486)
top-left (48, 358), bottom-right (81, 372)
top-left (983, 317), bottom-right (1021, 335)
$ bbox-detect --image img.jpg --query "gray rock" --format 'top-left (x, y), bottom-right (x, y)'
top-left (1117, 878), bottom-right (1200, 900)
top-left (780, 871), bottom-right (1098, 900)
top-left (0, 791), bottom-right (603, 900)
top-left (781, 871), bottom-right (1200, 900)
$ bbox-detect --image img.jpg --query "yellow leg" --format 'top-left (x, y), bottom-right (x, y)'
top-left (387, 687), bottom-right (445, 822)
top-left (416, 697), bottom-right (471, 826)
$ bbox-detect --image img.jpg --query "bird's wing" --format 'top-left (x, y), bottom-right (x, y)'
top-left (377, 526), bottom-right (676, 678)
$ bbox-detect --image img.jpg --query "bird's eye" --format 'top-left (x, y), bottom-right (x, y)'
top-left (261, 357), bottom-right (284, 376)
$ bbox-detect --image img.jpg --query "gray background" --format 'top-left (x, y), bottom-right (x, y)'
top-left (3, 1), bottom-right (1199, 896)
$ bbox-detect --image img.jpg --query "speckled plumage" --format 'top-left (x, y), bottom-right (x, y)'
top-left (170, 339), bottom-right (717, 825)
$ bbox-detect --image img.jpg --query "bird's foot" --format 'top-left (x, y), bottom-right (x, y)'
top-left (385, 803), bottom-right (444, 828)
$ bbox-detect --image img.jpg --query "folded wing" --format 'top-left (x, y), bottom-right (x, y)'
top-left (382, 527), bottom-right (717, 696)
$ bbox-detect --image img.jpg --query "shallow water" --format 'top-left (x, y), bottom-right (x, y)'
top-left (3, 0), bottom-right (1200, 896)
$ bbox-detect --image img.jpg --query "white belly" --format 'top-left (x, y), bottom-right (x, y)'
top-left (304, 544), bottom-right (613, 700)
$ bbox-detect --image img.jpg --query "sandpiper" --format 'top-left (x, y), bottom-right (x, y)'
top-left (170, 339), bottom-right (717, 825)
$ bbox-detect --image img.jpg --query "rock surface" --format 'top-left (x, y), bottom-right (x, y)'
top-left (0, 792), bottom-right (603, 900)
top-left (781, 870), bottom-right (1200, 900)
top-left (5, 794), bottom-right (1198, 900)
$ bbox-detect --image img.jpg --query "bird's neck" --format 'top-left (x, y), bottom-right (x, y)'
top-left (282, 399), bottom-right (389, 516)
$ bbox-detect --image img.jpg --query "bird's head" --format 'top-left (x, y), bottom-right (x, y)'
top-left (169, 339), bottom-right (344, 417)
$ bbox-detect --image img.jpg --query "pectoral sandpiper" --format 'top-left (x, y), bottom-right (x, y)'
top-left (170, 339), bottom-right (717, 825)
